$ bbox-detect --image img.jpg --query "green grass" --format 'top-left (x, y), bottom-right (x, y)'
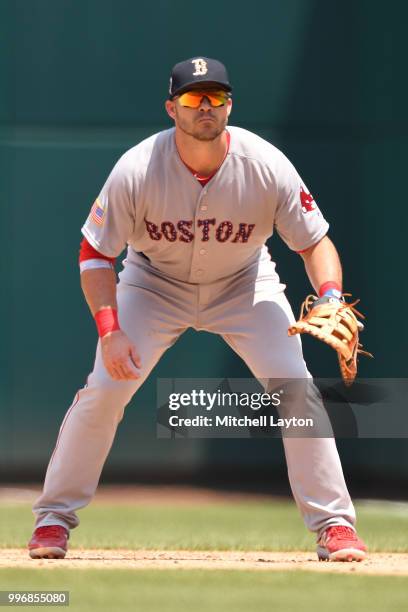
top-left (2, 500), bottom-right (407, 612)
top-left (0, 569), bottom-right (407, 612)
top-left (2, 499), bottom-right (408, 552)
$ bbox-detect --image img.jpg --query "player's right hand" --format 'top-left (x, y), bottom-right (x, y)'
top-left (100, 330), bottom-right (142, 381)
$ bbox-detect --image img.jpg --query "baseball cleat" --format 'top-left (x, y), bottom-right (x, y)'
top-left (317, 525), bottom-right (367, 562)
top-left (28, 525), bottom-right (69, 559)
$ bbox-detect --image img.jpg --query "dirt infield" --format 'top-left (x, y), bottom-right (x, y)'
top-left (2, 549), bottom-right (408, 575)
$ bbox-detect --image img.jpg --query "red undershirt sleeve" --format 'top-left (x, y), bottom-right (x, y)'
top-left (78, 237), bottom-right (116, 265)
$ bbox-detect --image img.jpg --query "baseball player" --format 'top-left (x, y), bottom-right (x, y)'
top-left (28, 57), bottom-right (367, 562)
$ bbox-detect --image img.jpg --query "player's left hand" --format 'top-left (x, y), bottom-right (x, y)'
top-left (288, 294), bottom-right (373, 385)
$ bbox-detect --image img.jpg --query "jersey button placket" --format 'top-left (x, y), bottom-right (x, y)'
top-left (200, 188), bottom-right (208, 212)
top-left (191, 189), bottom-right (209, 282)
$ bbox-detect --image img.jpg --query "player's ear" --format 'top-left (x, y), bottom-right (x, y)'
top-left (165, 99), bottom-right (176, 121)
top-left (226, 98), bottom-right (232, 117)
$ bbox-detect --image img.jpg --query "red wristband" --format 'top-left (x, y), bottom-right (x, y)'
top-left (318, 281), bottom-right (342, 297)
top-left (94, 308), bottom-right (120, 338)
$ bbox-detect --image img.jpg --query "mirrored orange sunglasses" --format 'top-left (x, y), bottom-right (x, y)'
top-left (177, 90), bottom-right (230, 108)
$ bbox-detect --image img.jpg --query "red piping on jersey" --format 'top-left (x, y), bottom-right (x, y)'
top-left (180, 130), bottom-right (231, 187)
top-left (48, 390), bottom-right (81, 468)
top-left (79, 237), bottom-right (116, 265)
top-left (49, 373), bottom-right (90, 468)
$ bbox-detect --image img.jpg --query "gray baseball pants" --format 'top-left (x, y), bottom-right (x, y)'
top-left (33, 261), bottom-right (356, 539)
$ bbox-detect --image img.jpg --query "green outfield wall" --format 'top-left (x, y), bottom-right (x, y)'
top-left (1, 0), bottom-right (407, 485)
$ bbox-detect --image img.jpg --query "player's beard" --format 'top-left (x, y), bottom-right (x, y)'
top-left (175, 108), bottom-right (228, 142)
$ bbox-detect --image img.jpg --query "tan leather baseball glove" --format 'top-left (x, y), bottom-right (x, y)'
top-left (288, 294), bottom-right (373, 385)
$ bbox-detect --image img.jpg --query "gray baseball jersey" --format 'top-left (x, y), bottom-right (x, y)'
top-left (82, 126), bottom-right (329, 284)
top-left (33, 126), bottom-right (356, 540)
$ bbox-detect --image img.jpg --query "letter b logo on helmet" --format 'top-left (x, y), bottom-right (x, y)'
top-left (191, 58), bottom-right (208, 76)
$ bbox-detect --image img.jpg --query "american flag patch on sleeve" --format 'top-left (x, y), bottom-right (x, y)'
top-left (90, 198), bottom-right (106, 225)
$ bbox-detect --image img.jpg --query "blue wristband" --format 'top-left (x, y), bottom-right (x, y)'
top-left (323, 287), bottom-right (342, 300)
